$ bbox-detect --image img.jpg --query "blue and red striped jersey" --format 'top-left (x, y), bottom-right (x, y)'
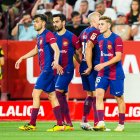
top-left (54, 30), bottom-right (80, 72)
top-left (97, 32), bottom-right (125, 80)
top-left (37, 29), bottom-right (56, 71)
top-left (79, 26), bottom-right (100, 66)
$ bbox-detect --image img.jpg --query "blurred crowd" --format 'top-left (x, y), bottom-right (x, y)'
top-left (0, 0), bottom-right (140, 41)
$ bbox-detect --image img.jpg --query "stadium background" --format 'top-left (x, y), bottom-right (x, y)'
top-left (0, 0), bottom-right (140, 140)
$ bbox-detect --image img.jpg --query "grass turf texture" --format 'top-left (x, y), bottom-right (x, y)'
top-left (0, 121), bottom-right (140, 140)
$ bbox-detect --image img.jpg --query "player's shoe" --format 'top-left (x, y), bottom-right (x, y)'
top-left (80, 122), bottom-right (93, 131)
top-left (93, 121), bottom-right (106, 131)
top-left (114, 124), bottom-right (124, 132)
top-left (19, 123), bottom-right (36, 131)
top-left (64, 125), bottom-right (74, 131)
top-left (46, 125), bottom-right (65, 132)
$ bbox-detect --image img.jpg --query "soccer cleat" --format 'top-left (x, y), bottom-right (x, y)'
top-left (46, 125), bottom-right (65, 132)
top-left (64, 125), bottom-right (74, 131)
top-left (114, 124), bottom-right (124, 132)
top-left (93, 121), bottom-right (106, 131)
top-left (80, 122), bottom-right (93, 131)
top-left (19, 123), bottom-right (36, 131)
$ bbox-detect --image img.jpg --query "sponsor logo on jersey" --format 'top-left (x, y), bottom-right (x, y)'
top-left (101, 51), bottom-right (113, 57)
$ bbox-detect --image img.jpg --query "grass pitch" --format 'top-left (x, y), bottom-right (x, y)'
top-left (0, 121), bottom-right (140, 140)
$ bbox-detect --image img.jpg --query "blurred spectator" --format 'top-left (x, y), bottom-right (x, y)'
top-left (0, 46), bottom-right (7, 101)
top-left (74, 0), bottom-right (95, 12)
top-left (0, 12), bottom-right (5, 29)
top-left (112, 0), bottom-right (132, 15)
top-left (1, 0), bottom-right (21, 27)
top-left (126, 0), bottom-right (140, 24)
top-left (11, 13), bottom-right (37, 40)
top-left (104, 0), bottom-right (112, 8)
top-left (67, 11), bottom-right (87, 36)
top-left (112, 13), bottom-right (131, 40)
top-left (131, 16), bottom-right (140, 41)
top-left (54, 0), bottom-right (73, 21)
top-left (78, 0), bottom-right (93, 24)
top-left (67, 0), bottom-right (77, 7)
top-left (95, 0), bottom-right (117, 22)
top-left (31, 0), bottom-right (54, 17)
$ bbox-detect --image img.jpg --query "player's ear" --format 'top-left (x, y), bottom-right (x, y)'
top-left (63, 20), bottom-right (66, 26)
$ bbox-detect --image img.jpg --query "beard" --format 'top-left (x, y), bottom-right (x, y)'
top-left (54, 26), bottom-right (63, 32)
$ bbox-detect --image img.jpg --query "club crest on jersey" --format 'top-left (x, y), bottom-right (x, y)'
top-left (108, 45), bottom-right (112, 50)
top-left (63, 41), bottom-right (68, 46)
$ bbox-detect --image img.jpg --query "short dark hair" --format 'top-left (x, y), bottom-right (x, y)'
top-left (53, 14), bottom-right (66, 22)
top-left (71, 11), bottom-right (80, 18)
top-left (33, 14), bottom-right (47, 23)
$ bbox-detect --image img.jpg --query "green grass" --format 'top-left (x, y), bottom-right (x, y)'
top-left (0, 121), bottom-right (140, 140)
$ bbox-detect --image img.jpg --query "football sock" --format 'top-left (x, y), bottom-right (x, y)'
top-left (97, 110), bottom-right (104, 122)
top-left (63, 93), bottom-right (73, 126)
top-left (53, 106), bottom-right (63, 126)
top-left (82, 96), bottom-right (93, 123)
top-left (93, 97), bottom-right (98, 126)
top-left (30, 108), bottom-right (39, 126)
top-left (119, 113), bottom-right (125, 125)
top-left (56, 91), bottom-right (65, 122)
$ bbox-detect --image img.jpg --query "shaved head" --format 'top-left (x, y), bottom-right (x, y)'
top-left (88, 12), bottom-right (101, 24)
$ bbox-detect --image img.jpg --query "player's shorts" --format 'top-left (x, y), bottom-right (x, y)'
top-left (95, 76), bottom-right (124, 96)
top-left (79, 61), bottom-right (98, 92)
top-left (34, 70), bottom-right (55, 93)
top-left (55, 70), bottom-right (74, 92)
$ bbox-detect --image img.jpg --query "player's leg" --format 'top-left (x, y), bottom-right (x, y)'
top-left (19, 89), bottom-right (42, 130)
top-left (55, 71), bottom-right (74, 130)
top-left (110, 79), bottom-right (125, 131)
top-left (47, 91), bottom-right (65, 132)
top-left (93, 77), bottom-right (109, 131)
top-left (114, 95), bottom-right (125, 131)
top-left (81, 91), bottom-right (93, 130)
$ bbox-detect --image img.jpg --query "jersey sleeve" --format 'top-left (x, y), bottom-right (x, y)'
top-left (0, 48), bottom-right (4, 57)
top-left (46, 32), bottom-right (57, 44)
top-left (72, 34), bottom-right (81, 50)
top-left (88, 30), bottom-right (100, 45)
top-left (114, 37), bottom-right (123, 53)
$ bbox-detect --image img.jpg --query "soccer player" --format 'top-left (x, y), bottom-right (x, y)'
top-left (79, 12), bottom-right (101, 130)
top-left (52, 14), bottom-right (81, 130)
top-left (15, 14), bottom-right (65, 132)
top-left (93, 16), bottom-right (126, 132)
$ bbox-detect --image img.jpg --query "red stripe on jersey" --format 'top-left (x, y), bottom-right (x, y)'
top-left (46, 32), bottom-right (56, 44)
top-left (72, 35), bottom-right (81, 50)
top-left (61, 38), bottom-right (69, 70)
top-left (107, 40), bottom-right (116, 79)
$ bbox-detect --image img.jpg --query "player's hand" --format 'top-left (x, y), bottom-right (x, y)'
top-left (15, 58), bottom-right (23, 69)
top-left (52, 61), bottom-right (63, 75)
top-left (94, 63), bottom-right (105, 71)
top-left (81, 67), bottom-right (92, 75)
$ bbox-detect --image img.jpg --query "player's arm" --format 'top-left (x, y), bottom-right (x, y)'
top-left (83, 40), bottom-right (94, 75)
top-left (50, 43), bottom-right (63, 75)
top-left (15, 45), bottom-right (38, 69)
top-left (94, 52), bottom-right (122, 71)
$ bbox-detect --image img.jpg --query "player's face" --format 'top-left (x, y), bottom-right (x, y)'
top-left (99, 20), bottom-right (110, 33)
top-left (53, 17), bottom-right (64, 32)
top-left (33, 17), bottom-right (44, 31)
